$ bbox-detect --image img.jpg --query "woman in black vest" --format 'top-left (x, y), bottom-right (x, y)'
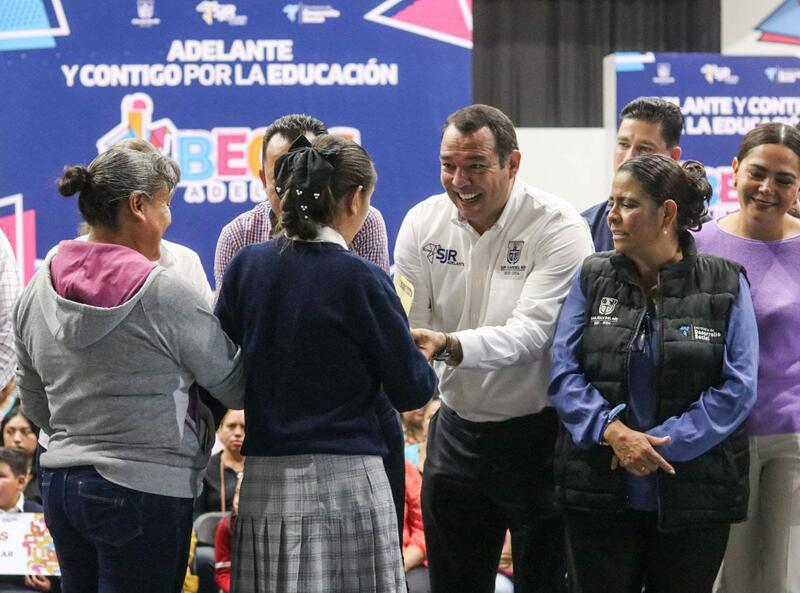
top-left (548, 155), bottom-right (759, 593)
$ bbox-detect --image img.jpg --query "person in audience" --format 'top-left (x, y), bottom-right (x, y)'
top-left (693, 123), bottom-right (800, 593)
top-left (194, 409), bottom-right (244, 593)
top-left (1, 406), bottom-right (40, 504)
top-left (403, 460), bottom-right (428, 593)
top-left (213, 471), bottom-right (243, 593)
top-left (582, 97), bottom-right (684, 252)
top-left (215, 134), bottom-right (436, 593)
top-left (549, 154), bottom-right (758, 593)
top-left (402, 407), bottom-right (425, 467)
top-left (416, 398), bottom-right (440, 474)
top-left (0, 447), bottom-right (58, 592)
top-left (15, 147), bottom-right (244, 593)
top-left (195, 409), bottom-right (245, 517)
top-left (213, 114), bottom-right (406, 542)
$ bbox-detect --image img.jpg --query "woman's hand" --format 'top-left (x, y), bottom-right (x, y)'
top-left (603, 420), bottom-right (675, 476)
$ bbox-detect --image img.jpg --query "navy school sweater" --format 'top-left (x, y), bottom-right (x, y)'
top-left (215, 237), bottom-right (437, 457)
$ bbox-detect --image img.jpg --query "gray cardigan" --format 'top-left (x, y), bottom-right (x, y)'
top-left (14, 260), bottom-right (244, 498)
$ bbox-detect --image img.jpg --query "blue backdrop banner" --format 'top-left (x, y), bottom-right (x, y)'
top-left (0, 0), bottom-right (472, 285)
top-left (609, 52), bottom-right (800, 218)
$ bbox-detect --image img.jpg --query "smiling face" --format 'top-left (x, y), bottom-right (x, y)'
top-left (733, 143), bottom-right (800, 226)
top-left (440, 124), bottom-right (520, 235)
top-left (607, 171), bottom-right (669, 258)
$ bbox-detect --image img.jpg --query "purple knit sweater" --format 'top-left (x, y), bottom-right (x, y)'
top-left (694, 221), bottom-right (800, 436)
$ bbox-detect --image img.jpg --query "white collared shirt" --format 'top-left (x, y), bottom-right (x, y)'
top-left (0, 492), bottom-right (25, 513)
top-left (394, 177), bottom-right (593, 421)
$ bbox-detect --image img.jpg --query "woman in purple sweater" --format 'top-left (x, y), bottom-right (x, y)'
top-left (694, 122), bottom-right (800, 593)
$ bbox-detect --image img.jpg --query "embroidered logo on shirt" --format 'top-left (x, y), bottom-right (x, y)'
top-left (422, 243), bottom-right (463, 266)
top-left (506, 241), bottom-right (524, 264)
top-left (598, 297), bottom-right (618, 315)
top-left (678, 324), bottom-right (721, 342)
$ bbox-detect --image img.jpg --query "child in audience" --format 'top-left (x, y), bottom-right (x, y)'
top-left (0, 447), bottom-right (58, 592)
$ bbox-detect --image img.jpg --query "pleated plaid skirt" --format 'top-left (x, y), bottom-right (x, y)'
top-left (230, 454), bottom-right (405, 593)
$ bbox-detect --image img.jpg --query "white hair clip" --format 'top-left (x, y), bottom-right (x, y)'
top-left (296, 189), bottom-right (303, 195)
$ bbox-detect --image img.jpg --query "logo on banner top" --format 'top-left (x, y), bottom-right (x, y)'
top-left (700, 64), bottom-right (740, 85)
top-left (283, 4), bottom-right (341, 24)
top-left (652, 62), bottom-right (675, 85)
top-left (132, 0), bottom-right (160, 27)
top-left (96, 93), bottom-right (362, 205)
top-left (764, 66), bottom-right (800, 84)
top-left (196, 1), bottom-right (247, 26)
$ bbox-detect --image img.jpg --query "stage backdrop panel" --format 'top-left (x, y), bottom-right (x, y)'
top-left (0, 0), bottom-right (472, 285)
top-left (604, 52), bottom-right (800, 218)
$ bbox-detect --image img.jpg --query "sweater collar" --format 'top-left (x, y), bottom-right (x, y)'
top-left (610, 231), bottom-right (698, 285)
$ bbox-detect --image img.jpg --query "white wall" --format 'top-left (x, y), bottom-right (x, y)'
top-left (722, 0), bottom-right (800, 56)
top-left (516, 127), bottom-right (613, 213)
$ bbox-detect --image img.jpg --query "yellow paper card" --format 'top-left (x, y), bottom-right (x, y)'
top-left (394, 274), bottom-right (415, 316)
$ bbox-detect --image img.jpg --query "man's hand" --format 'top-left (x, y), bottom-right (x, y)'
top-left (411, 329), bottom-right (447, 361)
top-left (603, 420), bottom-right (675, 477)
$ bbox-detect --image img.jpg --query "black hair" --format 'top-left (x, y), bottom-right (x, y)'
top-left (737, 122), bottom-right (800, 164)
top-left (617, 154), bottom-right (711, 232)
top-left (443, 104), bottom-right (518, 166)
top-left (276, 135), bottom-right (376, 240)
top-left (1, 406), bottom-right (38, 446)
top-left (58, 147), bottom-right (180, 229)
top-left (620, 97), bottom-right (684, 148)
top-left (261, 114), bottom-right (328, 163)
top-left (0, 447), bottom-right (30, 477)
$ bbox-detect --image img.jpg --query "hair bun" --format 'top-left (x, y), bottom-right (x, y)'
top-left (58, 165), bottom-right (92, 197)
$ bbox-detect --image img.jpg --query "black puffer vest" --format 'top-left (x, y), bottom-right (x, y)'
top-left (555, 234), bottom-right (750, 531)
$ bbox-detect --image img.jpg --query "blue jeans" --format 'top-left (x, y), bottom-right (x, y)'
top-left (41, 466), bottom-right (193, 593)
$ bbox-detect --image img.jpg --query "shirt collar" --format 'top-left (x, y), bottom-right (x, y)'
top-left (0, 493), bottom-right (25, 513)
top-left (289, 225), bottom-right (349, 250)
top-left (450, 177), bottom-right (522, 234)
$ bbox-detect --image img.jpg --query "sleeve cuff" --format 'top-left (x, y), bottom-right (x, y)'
top-left (452, 329), bottom-right (480, 367)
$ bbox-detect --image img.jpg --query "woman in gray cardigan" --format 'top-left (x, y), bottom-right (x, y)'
top-left (15, 146), bottom-right (244, 593)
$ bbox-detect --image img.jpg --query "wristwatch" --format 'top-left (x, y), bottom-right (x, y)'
top-left (432, 332), bottom-right (453, 362)
top-left (600, 403), bottom-right (627, 446)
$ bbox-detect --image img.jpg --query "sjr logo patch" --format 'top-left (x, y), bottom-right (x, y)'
top-left (423, 243), bottom-right (463, 265)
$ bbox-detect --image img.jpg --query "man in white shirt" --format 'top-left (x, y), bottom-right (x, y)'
top-left (394, 104), bottom-right (593, 593)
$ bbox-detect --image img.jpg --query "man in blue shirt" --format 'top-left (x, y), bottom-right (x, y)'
top-left (582, 97), bottom-right (684, 251)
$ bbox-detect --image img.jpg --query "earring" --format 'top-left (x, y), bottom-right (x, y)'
top-left (663, 228), bottom-right (668, 235)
